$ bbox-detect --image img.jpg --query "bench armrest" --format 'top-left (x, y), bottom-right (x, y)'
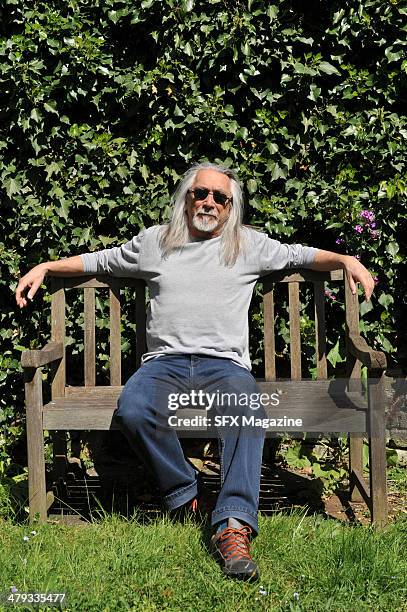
top-left (21, 342), bottom-right (64, 369)
top-left (348, 333), bottom-right (387, 370)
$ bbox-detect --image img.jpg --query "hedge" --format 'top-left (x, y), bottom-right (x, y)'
top-left (0, 0), bottom-right (406, 476)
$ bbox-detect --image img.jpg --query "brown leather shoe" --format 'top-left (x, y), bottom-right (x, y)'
top-left (210, 526), bottom-right (260, 581)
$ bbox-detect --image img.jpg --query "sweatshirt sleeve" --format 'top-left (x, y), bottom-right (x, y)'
top-left (248, 229), bottom-right (318, 276)
top-left (80, 230), bottom-right (145, 277)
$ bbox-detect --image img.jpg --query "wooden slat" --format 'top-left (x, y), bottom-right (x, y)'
top-left (84, 287), bottom-right (96, 387)
top-left (344, 273), bottom-right (361, 377)
top-left (50, 278), bottom-right (67, 479)
top-left (263, 269), bottom-right (343, 284)
top-left (109, 287), bottom-right (121, 386)
top-left (61, 276), bottom-right (145, 290)
top-left (314, 281), bottom-right (327, 379)
top-left (25, 368), bottom-right (47, 523)
top-left (50, 278), bottom-right (66, 398)
top-left (43, 381), bottom-right (368, 432)
top-left (288, 282), bottom-right (301, 380)
top-left (263, 288), bottom-right (276, 381)
top-left (65, 385), bottom-right (124, 396)
top-left (55, 272), bottom-right (343, 290)
top-left (350, 468), bottom-right (371, 508)
top-left (368, 373), bottom-right (388, 526)
top-left (344, 273), bottom-right (364, 501)
top-left (135, 285), bottom-right (147, 368)
top-left (53, 380), bottom-right (369, 410)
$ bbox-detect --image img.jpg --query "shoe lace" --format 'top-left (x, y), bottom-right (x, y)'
top-left (218, 527), bottom-right (253, 561)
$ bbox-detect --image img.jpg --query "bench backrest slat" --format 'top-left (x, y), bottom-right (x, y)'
top-left (51, 278), bottom-right (66, 398)
top-left (288, 281), bottom-right (302, 380)
top-left (314, 280), bottom-right (328, 379)
top-left (84, 287), bottom-right (96, 387)
top-left (109, 287), bottom-right (121, 386)
top-left (263, 287), bottom-right (276, 381)
top-left (50, 269), bottom-right (358, 391)
top-left (344, 275), bottom-right (361, 380)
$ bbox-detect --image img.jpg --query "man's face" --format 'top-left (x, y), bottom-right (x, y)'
top-left (185, 169), bottom-right (233, 239)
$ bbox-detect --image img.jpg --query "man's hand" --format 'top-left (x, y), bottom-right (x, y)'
top-left (311, 250), bottom-right (375, 301)
top-left (16, 264), bottom-right (47, 309)
top-left (15, 255), bottom-right (85, 309)
top-left (342, 255), bottom-right (375, 301)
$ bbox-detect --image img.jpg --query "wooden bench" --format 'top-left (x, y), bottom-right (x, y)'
top-left (21, 270), bottom-right (388, 525)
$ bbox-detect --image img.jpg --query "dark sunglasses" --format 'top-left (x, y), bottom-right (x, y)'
top-left (188, 188), bottom-right (232, 207)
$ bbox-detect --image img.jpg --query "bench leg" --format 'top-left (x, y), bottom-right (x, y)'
top-left (368, 374), bottom-right (388, 527)
top-left (349, 435), bottom-right (363, 502)
top-left (25, 368), bottom-right (47, 523)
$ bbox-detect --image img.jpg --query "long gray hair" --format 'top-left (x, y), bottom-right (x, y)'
top-left (159, 162), bottom-right (245, 266)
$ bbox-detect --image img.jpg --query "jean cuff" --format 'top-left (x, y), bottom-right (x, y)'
top-left (162, 480), bottom-right (198, 511)
top-left (211, 508), bottom-right (259, 537)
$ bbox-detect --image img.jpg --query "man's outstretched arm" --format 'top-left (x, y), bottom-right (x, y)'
top-left (310, 249), bottom-right (375, 301)
top-left (15, 256), bottom-right (85, 309)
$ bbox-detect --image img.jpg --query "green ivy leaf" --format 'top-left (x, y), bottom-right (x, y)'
top-left (327, 340), bottom-right (344, 367)
top-left (318, 61), bottom-right (340, 75)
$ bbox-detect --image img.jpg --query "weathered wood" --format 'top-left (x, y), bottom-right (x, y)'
top-left (62, 276), bottom-right (145, 290)
top-left (314, 281), bottom-right (327, 379)
top-left (46, 491), bottom-right (55, 511)
top-left (348, 334), bottom-right (387, 370)
top-left (43, 380), bottom-right (368, 432)
top-left (25, 368), bottom-right (47, 523)
top-left (344, 274), bottom-right (364, 502)
top-left (135, 284), bottom-right (147, 369)
top-left (50, 278), bottom-right (66, 398)
top-left (263, 269), bottom-right (343, 284)
top-left (350, 468), bottom-right (371, 508)
top-left (288, 282), bottom-right (301, 380)
top-left (263, 288), bottom-right (276, 381)
top-left (21, 342), bottom-right (63, 369)
top-left (368, 373), bottom-right (388, 527)
top-left (42, 402), bottom-right (368, 433)
top-left (65, 385), bottom-right (124, 396)
top-left (349, 437), bottom-right (364, 502)
top-left (29, 271), bottom-right (387, 526)
top-left (50, 278), bottom-right (67, 480)
top-left (84, 288), bottom-right (96, 387)
top-left (109, 287), bottom-right (121, 386)
top-left (50, 380), bottom-right (369, 411)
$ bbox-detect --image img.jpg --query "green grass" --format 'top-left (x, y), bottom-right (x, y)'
top-left (0, 510), bottom-right (406, 612)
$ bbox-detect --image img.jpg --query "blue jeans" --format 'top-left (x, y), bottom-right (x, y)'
top-left (114, 355), bottom-right (265, 535)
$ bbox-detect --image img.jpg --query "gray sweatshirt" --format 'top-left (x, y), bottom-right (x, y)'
top-left (80, 226), bottom-right (318, 370)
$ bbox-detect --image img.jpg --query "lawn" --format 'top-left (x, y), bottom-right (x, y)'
top-left (1, 508), bottom-right (406, 612)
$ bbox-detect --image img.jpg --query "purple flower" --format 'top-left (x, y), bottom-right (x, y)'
top-left (373, 276), bottom-right (379, 285)
top-left (354, 254), bottom-right (361, 260)
top-left (370, 222), bottom-right (376, 229)
top-left (354, 224), bottom-right (363, 233)
top-left (324, 289), bottom-right (337, 301)
top-left (10, 587), bottom-right (18, 593)
top-left (335, 238), bottom-right (344, 245)
top-left (369, 230), bottom-right (380, 240)
top-left (360, 210), bottom-right (375, 222)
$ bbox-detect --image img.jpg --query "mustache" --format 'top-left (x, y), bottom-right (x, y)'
top-left (194, 210), bottom-right (218, 219)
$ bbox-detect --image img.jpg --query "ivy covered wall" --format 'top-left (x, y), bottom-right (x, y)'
top-left (1, 1), bottom-right (406, 439)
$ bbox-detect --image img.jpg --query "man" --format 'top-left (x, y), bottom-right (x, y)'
top-left (16, 162), bottom-right (374, 582)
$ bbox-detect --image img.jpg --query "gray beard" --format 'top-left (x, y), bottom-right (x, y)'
top-left (192, 212), bottom-right (219, 233)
